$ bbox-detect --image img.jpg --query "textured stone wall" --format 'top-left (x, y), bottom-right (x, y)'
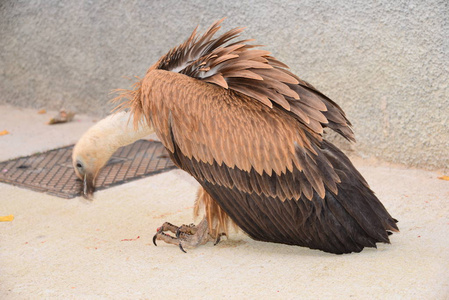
top-left (1, 0), bottom-right (448, 171)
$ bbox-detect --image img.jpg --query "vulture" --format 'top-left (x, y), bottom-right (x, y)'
top-left (73, 19), bottom-right (398, 254)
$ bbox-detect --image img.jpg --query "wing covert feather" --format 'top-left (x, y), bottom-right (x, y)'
top-left (141, 70), bottom-right (341, 200)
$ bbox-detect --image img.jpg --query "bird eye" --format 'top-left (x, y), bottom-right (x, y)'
top-left (76, 162), bottom-right (83, 169)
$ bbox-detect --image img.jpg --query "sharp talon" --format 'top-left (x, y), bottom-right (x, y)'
top-left (152, 234), bottom-right (158, 246)
top-left (214, 233), bottom-right (226, 246)
top-left (179, 243), bottom-right (187, 253)
top-left (153, 218), bottom-right (210, 252)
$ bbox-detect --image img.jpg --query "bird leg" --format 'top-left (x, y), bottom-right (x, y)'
top-left (153, 217), bottom-right (224, 253)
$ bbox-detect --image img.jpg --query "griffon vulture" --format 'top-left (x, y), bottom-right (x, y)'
top-left (73, 19), bottom-right (398, 254)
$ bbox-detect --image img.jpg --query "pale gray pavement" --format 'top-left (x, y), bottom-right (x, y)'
top-left (1, 105), bottom-right (448, 299)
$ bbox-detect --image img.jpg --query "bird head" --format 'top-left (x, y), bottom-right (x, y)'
top-left (72, 111), bottom-right (155, 199)
top-left (72, 131), bottom-right (114, 199)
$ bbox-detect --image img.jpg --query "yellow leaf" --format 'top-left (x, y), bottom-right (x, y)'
top-left (0, 215), bottom-right (14, 222)
top-left (437, 175), bottom-right (449, 181)
top-left (37, 109), bottom-right (47, 114)
top-left (0, 130), bottom-right (9, 136)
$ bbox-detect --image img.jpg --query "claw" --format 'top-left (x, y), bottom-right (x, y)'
top-left (152, 234), bottom-right (158, 246)
top-left (179, 243), bottom-right (187, 253)
top-left (152, 218), bottom-right (212, 252)
top-left (153, 226), bottom-right (163, 246)
top-left (214, 233), bottom-right (226, 246)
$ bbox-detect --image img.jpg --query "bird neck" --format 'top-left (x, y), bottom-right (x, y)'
top-left (106, 112), bottom-right (154, 149)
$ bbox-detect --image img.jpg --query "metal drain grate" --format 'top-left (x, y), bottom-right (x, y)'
top-left (0, 140), bottom-right (176, 198)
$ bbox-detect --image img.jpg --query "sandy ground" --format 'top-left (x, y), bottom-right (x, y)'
top-left (1, 104), bottom-right (449, 299)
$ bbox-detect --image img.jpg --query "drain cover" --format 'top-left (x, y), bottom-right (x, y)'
top-left (0, 140), bottom-right (176, 198)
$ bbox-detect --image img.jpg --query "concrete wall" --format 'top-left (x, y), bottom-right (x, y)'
top-left (1, 0), bottom-right (448, 172)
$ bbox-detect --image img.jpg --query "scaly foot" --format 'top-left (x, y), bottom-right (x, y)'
top-left (152, 218), bottom-right (225, 252)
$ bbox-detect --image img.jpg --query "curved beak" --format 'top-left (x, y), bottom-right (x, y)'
top-left (83, 173), bottom-right (96, 199)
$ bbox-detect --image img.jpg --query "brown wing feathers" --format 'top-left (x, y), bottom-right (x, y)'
top-left (151, 19), bottom-right (352, 141)
top-left (170, 139), bottom-right (396, 253)
top-left (115, 19), bottom-right (398, 254)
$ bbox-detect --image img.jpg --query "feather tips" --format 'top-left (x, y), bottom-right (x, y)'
top-left (152, 19), bottom-right (352, 140)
